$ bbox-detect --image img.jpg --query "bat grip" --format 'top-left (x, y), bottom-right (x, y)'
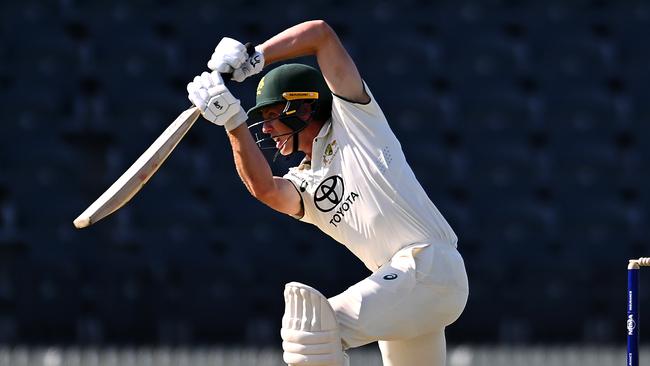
top-left (221, 42), bottom-right (257, 82)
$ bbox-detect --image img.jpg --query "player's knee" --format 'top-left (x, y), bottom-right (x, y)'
top-left (281, 282), bottom-right (346, 366)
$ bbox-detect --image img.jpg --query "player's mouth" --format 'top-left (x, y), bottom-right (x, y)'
top-left (273, 136), bottom-right (289, 149)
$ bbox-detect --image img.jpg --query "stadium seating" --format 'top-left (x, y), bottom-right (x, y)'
top-left (2, 0), bottom-right (649, 346)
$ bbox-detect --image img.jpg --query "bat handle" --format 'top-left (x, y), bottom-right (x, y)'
top-left (221, 42), bottom-right (257, 82)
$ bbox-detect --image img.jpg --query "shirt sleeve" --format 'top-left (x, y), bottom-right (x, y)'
top-left (332, 81), bottom-right (390, 135)
top-left (331, 81), bottom-right (388, 126)
top-left (282, 168), bottom-right (313, 224)
top-left (330, 81), bottom-right (398, 151)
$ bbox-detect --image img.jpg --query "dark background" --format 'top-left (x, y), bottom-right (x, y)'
top-left (1, 0), bottom-right (649, 347)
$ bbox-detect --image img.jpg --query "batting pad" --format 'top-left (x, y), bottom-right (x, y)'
top-left (281, 282), bottom-right (347, 366)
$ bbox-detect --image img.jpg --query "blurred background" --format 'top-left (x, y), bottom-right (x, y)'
top-left (1, 0), bottom-right (649, 364)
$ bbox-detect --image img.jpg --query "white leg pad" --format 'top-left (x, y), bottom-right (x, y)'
top-left (281, 282), bottom-right (345, 366)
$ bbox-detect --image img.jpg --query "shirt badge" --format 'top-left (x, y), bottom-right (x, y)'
top-left (322, 140), bottom-right (339, 167)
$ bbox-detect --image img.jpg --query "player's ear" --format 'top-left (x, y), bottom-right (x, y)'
top-left (299, 101), bottom-right (315, 121)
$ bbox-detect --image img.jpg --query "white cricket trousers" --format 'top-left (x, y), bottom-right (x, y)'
top-left (328, 242), bottom-right (469, 366)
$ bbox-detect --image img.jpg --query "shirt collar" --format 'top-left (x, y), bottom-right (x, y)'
top-left (314, 118), bottom-right (333, 141)
top-left (300, 119), bottom-right (332, 169)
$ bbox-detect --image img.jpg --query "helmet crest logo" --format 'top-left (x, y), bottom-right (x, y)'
top-left (256, 77), bottom-right (265, 95)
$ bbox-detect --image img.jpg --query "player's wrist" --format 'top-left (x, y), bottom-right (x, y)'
top-left (224, 108), bottom-right (247, 131)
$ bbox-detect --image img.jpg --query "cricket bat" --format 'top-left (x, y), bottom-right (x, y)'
top-left (73, 106), bottom-right (201, 229)
top-left (74, 43), bottom-right (255, 229)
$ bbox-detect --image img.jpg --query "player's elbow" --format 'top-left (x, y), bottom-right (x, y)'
top-left (247, 182), bottom-right (278, 204)
top-left (253, 189), bottom-right (286, 212)
top-left (306, 20), bottom-right (337, 45)
top-left (247, 184), bottom-right (272, 202)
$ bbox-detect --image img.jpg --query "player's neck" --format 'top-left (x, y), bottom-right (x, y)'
top-left (302, 119), bottom-right (325, 160)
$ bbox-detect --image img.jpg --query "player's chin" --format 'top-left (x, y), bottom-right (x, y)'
top-left (279, 137), bottom-right (294, 155)
top-left (279, 145), bottom-right (293, 156)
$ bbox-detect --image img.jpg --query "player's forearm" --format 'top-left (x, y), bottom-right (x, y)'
top-left (226, 124), bottom-right (276, 199)
top-left (259, 20), bottom-right (368, 103)
top-left (259, 20), bottom-right (333, 65)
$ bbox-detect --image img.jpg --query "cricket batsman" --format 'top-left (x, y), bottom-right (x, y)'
top-left (186, 20), bottom-right (469, 366)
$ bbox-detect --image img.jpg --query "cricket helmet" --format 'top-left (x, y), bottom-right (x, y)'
top-left (247, 64), bottom-right (332, 158)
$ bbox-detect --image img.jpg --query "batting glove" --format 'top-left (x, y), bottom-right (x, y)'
top-left (187, 71), bottom-right (247, 131)
top-left (207, 37), bottom-right (264, 83)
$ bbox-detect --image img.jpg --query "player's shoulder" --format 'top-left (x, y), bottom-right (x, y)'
top-left (332, 80), bottom-right (373, 105)
top-left (285, 160), bottom-right (312, 178)
top-left (330, 82), bottom-right (391, 133)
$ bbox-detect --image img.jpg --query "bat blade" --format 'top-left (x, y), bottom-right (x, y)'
top-left (73, 106), bottom-right (202, 229)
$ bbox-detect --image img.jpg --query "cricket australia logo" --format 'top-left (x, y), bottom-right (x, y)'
top-left (322, 140), bottom-right (339, 167)
top-left (314, 175), bottom-right (345, 212)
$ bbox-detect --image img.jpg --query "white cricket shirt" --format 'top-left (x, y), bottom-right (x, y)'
top-left (283, 84), bottom-right (457, 271)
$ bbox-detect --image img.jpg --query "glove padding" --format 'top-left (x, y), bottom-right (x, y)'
top-left (187, 71), bottom-right (247, 131)
top-left (207, 37), bottom-right (264, 83)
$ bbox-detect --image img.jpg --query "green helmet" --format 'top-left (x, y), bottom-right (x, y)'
top-left (247, 63), bottom-right (332, 126)
top-left (247, 63), bottom-right (333, 159)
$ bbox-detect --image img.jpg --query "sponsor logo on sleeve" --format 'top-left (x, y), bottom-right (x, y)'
top-left (300, 180), bottom-right (309, 192)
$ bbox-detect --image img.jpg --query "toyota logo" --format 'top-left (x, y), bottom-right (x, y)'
top-left (314, 175), bottom-right (345, 212)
